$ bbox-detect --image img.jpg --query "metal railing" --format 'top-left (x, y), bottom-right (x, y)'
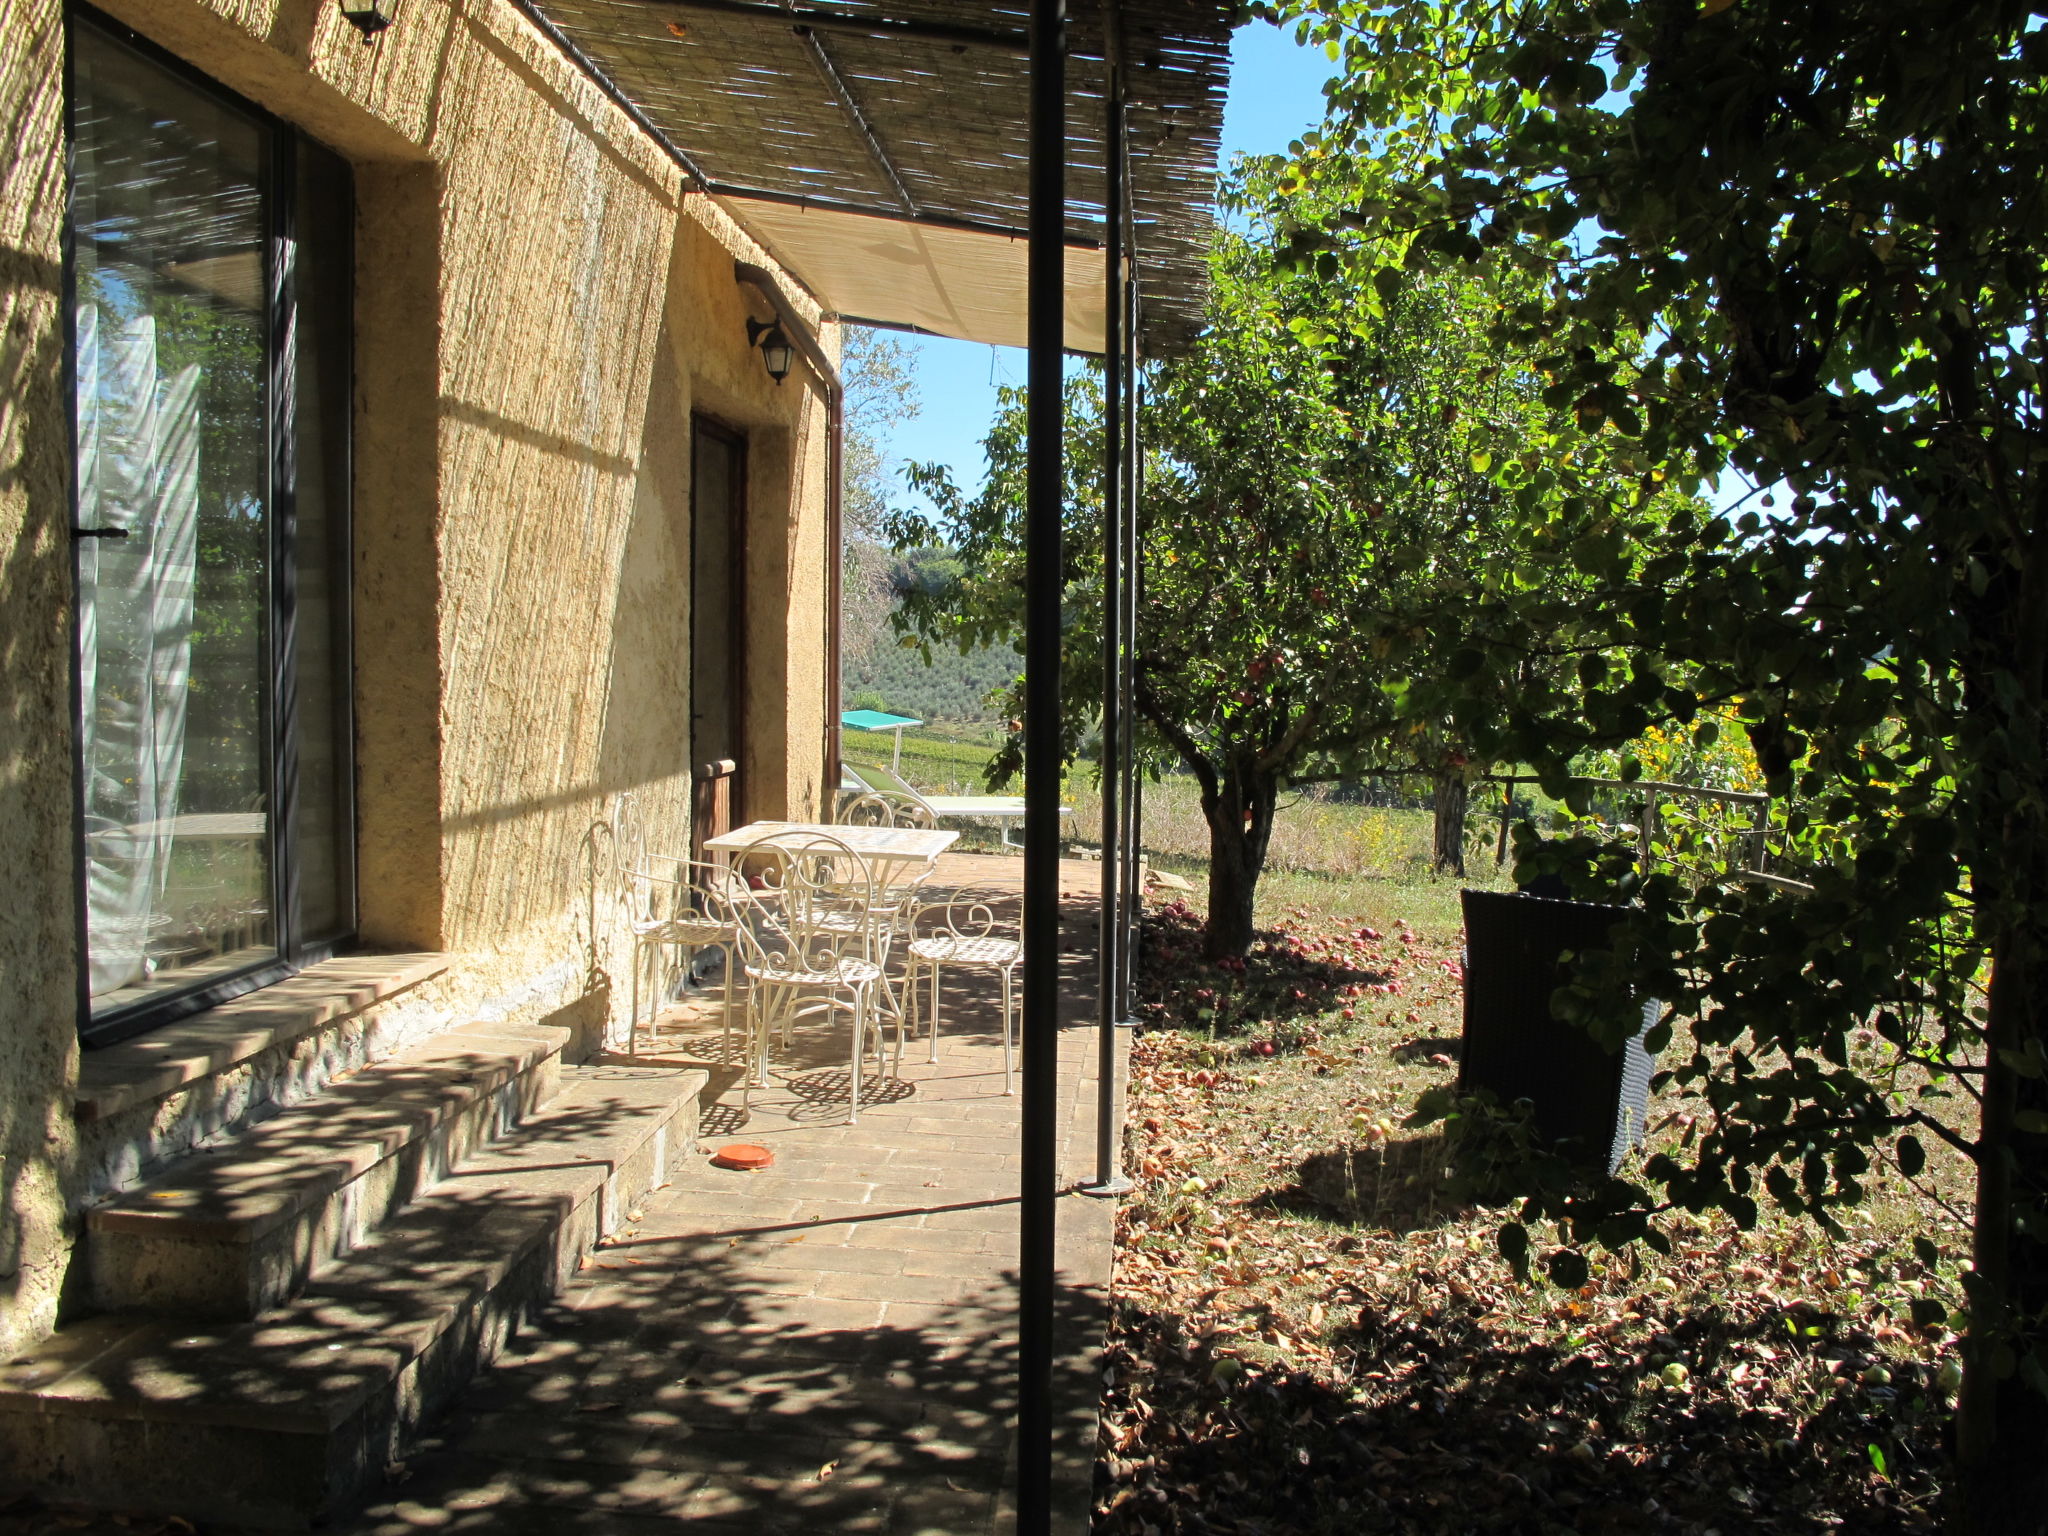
top-left (1487, 773), bottom-right (1817, 894)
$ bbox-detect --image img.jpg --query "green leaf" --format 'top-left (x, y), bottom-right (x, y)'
top-left (1896, 1135), bottom-right (1925, 1178)
top-left (1546, 1248), bottom-right (1590, 1289)
top-left (1498, 1221), bottom-right (1531, 1278)
top-left (1999, 1048), bottom-right (2045, 1080)
top-left (1909, 1297), bottom-right (1948, 1329)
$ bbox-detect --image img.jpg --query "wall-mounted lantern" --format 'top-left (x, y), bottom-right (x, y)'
top-left (746, 317), bottom-right (794, 385)
top-left (338, 0), bottom-right (394, 44)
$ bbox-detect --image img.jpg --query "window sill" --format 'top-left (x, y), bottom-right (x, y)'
top-left (73, 952), bottom-right (450, 1124)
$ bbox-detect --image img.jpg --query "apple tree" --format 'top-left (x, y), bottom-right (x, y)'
top-left (1275, 0), bottom-right (2048, 1523)
top-left (888, 170), bottom-right (1673, 955)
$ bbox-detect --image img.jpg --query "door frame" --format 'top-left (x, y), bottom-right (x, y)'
top-left (65, 8), bottom-right (360, 1046)
top-left (689, 412), bottom-right (748, 851)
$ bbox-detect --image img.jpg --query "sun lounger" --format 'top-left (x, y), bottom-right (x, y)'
top-left (841, 761), bottom-right (1070, 848)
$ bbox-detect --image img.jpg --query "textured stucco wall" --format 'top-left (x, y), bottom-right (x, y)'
top-left (0, 0), bottom-right (86, 1361)
top-left (0, 0), bottom-right (833, 1355)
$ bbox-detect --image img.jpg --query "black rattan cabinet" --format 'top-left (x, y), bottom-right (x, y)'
top-left (1459, 889), bottom-right (1657, 1175)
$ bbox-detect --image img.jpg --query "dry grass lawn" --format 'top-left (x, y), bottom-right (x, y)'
top-left (1099, 873), bottom-right (1971, 1535)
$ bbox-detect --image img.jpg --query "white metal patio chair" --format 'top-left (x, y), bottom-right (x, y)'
top-left (838, 789), bottom-right (939, 831)
top-left (904, 885), bottom-right (1022, 1094)
top-left (828, 791), bottom-right (942, 1026)
top-left (612, 793), bottom-right (749, 1057)
top-left (618, 853), bottom-right (753, 1057)
top-left (731, 829), bottom-right (900, 1123)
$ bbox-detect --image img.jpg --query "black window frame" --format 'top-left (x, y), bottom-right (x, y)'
top-left (65, 6), bottom-right (359, 1048)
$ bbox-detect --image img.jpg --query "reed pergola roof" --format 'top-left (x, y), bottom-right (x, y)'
top-left (518, 0), bottom-right (1234, 353)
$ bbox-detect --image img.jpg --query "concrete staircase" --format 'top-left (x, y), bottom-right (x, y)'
top-left (0, 1019), bottom-right (704, 1529)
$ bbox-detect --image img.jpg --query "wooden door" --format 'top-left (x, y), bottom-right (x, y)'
top-left (690, 416), bottom-right (746, 856)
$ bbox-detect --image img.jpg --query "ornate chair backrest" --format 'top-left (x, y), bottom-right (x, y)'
top-left (911, 885), bottom-right (1019, 946)
top-left (838, 790), bottom-right (938, 831)
top-left (732, 829), bottom-right (882, 973)
top-left (612, 791), bottom-right (742, 932)
top-left (882, 793), bottom-right (939, 830)
top-left (606, 792), bottom-right (647, 938)
top-left (611, 791), bottom-right (680, 933)
top-left (837, 791), bottom-right (895, 829)
top-left (611, 791), bottom-right (650, 882)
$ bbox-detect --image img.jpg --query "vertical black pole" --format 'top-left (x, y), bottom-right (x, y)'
top-left (1118, 304), bottom-right (1142, 1019)
top-left (1020, 0), bottom-right (1065, 1528)
top-left (1088, 64), bottom-right (1128, 1198)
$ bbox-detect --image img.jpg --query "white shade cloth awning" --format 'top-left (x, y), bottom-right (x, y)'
top-left (725, 196), bottom-right (1111, 353)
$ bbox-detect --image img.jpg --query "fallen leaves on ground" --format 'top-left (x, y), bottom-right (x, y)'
top-left (0, 1498), bottom-right (199, 1536)
top-left (1100, 898), bottom-right (1960, 1535)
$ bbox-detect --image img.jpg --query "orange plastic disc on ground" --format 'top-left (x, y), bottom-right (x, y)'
top-left (711, 1143), bottom-right (774, 1171)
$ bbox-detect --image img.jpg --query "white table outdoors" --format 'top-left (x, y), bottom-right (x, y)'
top-left (702, 820), bottom-right (959, 877)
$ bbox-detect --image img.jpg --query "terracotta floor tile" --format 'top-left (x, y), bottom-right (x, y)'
top-left (334, 856), bottom-right (1118, 1536)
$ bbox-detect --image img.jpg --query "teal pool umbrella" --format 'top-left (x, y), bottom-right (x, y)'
top-left (840, 709), bottom-right (923, 773)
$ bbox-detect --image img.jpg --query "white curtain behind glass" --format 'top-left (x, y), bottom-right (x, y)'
top-left (76, 301), bottom-right (201, 997)
top-left (72, 23), bottom-right (279, 1016)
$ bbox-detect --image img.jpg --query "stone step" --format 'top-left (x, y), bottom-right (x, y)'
top-left (0, 1061), bottom-right (705, 1531)
top-left (87, 1021), bottom-right (572, 1321)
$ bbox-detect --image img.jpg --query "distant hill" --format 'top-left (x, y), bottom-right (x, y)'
top-left (842, 543), bottom-right (1017, 722)
top-left (844, 637), bottom-right (1017, 722)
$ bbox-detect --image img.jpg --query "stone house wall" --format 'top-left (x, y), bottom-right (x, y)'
top-left (0, 0), bottom-right (836, 1356)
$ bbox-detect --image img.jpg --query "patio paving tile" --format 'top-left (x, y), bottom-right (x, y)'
top-left (748, 1242), bottom-right (909, 1275)
top-left (812, 1269), bottom-right (987, 1305)
top-left (332, 854), bottom-right (1118, 1536)
top-left (848, 1222), bottom-right (1006, 1252)
top-left (901, 1248), bottom-right (1014, 1279)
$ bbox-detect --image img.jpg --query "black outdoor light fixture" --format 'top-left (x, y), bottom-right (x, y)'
top-left (337, 0), bottom-right (394, 42)
top-left (746, 317), bottom-right (795, 384)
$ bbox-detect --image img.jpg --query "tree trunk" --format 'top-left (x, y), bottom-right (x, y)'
top-left (1199, 765), bottom-right (1278, 960)
top-left (1955, 721), bottom-right (2048, 1535)
top-left (1205, 821), bottom-right (1261, 960)
top-left (1433, 769), bottom-right (1470, 877)
top-left (1955, 939), bottom-right (2048, 1535)
top-left (1953, 478), bottom-right (2048, 1536)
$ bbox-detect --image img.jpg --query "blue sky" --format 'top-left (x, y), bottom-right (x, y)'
top-left (873, 19), bottom-right (1337, 501)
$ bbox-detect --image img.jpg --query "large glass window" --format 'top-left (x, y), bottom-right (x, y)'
top-left (70, 13), bottom-right (355, 1043)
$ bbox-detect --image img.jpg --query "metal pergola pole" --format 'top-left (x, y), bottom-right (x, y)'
top-left (1130, 315), bottom-right (1146, 1024)
top-left (1018, 0), bottom-right (1065, 1526)
top-left (1087, 59), bottom-right (1132, 1199)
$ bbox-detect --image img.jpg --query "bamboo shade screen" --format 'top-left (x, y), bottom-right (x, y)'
top-left (522, 0), bottom-right (1232, 354)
